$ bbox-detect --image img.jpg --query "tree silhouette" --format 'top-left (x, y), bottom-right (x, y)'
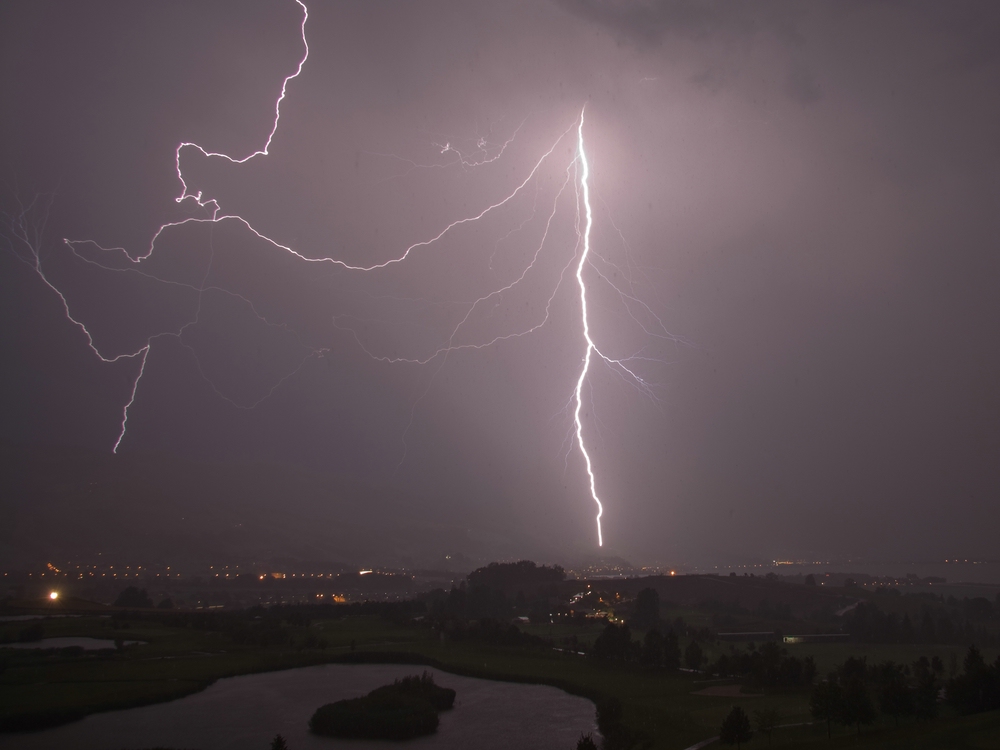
top-left (684, 641), bottom-right (704, 670)
top-left (592, 623), bottom-right (634, 662)
top-left (719, 706), bottom-right (753, 749)
top-left (876, 661), bottom-right (914, 726)
top-left (912, 656), bottom-right (939, 720)
top-left (114, 586), bottom-right (153, 608)
top-left (946, 645), bottom-right (1000, 714)
top-left (752, 707), bottom-right (780, 745)
top-left (640, 628), bottom-right (664, 667)
top-left (838, 678), bottom-right (877, 736)
top-left (270, 734), bottom-right (288, 750)
top-left (809, 680), bottom-right (842, 738)
top-left (632, 587), bottom-right (660, 629)
top-left (663, 629), bottom-right (681, 670)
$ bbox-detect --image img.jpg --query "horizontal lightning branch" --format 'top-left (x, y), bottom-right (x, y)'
top-left (3, 0), bottom-right (673, 547)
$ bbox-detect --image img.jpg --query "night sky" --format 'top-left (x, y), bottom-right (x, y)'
top-left (2, 1), bottom-right (999, 566)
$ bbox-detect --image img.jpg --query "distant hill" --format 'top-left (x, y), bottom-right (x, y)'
top-left (0, 441), bottom-right (485, 570)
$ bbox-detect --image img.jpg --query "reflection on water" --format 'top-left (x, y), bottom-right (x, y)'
top-left (3, 663), bottom-right (598, 750)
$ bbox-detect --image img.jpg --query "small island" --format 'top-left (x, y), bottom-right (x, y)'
top-left (309, 672), bottom-right (456, 740)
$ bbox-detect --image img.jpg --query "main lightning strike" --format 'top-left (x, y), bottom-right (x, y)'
top-left (573, 107), bottom-right (604, 547)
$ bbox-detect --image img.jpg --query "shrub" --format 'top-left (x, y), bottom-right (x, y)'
top-left (309, 672), bottom-right (454, 740)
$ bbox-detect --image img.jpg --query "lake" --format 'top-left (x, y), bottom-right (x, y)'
top-left (1, 637), bottom-right (143, 650)
top-left (2, 663), bottom-right (599, 750)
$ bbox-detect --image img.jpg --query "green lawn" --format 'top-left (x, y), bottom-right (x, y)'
top-left (1, 614), bottom-right (997, 749)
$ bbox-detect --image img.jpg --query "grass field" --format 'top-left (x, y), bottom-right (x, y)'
top-left (0, 612), bottom-right (997, 749)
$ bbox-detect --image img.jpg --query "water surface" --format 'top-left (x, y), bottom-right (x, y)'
top-left (4, 663), bottom-right (598, 750)
top-left (0, 637), bottom-right (143, 650)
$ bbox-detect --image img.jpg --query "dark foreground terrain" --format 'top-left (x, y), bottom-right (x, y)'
top-left (2, 566), bottom-right (999, 749)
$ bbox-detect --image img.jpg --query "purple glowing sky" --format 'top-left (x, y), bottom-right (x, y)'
top-left (2, 1), bottom-right (999, 565)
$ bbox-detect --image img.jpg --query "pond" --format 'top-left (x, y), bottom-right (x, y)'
top-left (3, 663), bottom-right (599, 750)
top-left (0, 615), bottom-right (80, 622)
top-left (0, 637), bottom-right (144, 650)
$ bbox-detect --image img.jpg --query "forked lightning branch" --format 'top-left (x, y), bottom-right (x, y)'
top-left (3, 0), bottom-right (672, 547)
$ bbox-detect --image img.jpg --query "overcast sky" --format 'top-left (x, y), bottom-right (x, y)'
top-left (2, 0), bottom-right (999, 566)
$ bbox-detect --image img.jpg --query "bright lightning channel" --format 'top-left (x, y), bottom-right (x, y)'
top-left (573, 106), bottom-right (604, 547)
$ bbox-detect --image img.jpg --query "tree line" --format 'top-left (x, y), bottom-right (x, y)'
top-left (842, 599), bottom-right (999, 647)
top-left (810, 646), bottom-right (1000, 738)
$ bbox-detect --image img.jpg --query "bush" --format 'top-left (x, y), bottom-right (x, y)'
top-left (310, 694), bottom-right (438, 740)
top-left (946, 646), bottom-right (1000, 714)
top-left (719, 706), bottom-right (753, 748)
top-left (309, 672), bottom-right (454, 740)
top-left (369, 672), bottom-right (456, 711)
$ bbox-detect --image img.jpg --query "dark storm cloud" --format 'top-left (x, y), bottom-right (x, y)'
top-left (557, 0), bottom-right (762, 43)
top-left (558, 0), bottom-right (1000, 104)
top-left (555, 0), bottom-right (824, 102)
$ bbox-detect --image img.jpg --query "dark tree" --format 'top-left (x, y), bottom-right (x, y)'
top-left (809, 680), bottom-right (842, 738)
top-left (912, 657), bottom-right (939, 720)
top-left (576, 733), bottom-right (598, 750)
top-left (270, 734), bottom-right (288, 750)
top-left (719, 706), bottom-right (753, 749)
top-left (595, 696), bottom-right (640, 750)
top-left (919, 610), bottom-right (937, 644)
top-left (114, 586), bottom-right (153, 608)
top-left (838, 656), bottom-right (868, 684)
top-left (900, 614), bottom-right (915, 644)
top-left (684, 641), bottom-right (704, 671)
top-left (752, 707), bottom-right (780, 746)
top-left (946, 645), bottom-right (1000, 714)
top-left (803, 656), bottom-right (818, 685)
top-left (527, 597), bottom-right (549, 624)
top-left (309, 673), bottom-right (453, 740)
top-left (838, 679), bottom-right (877, 736)
top-left (591, 623), bottom-right (635, 662)
top-left (632, 587), bottom-right (660, 629)
top-left (156, 597), bottom-right (174, 609)
top-left (596, 696), bottom-right (623, 734)
top-left (663, 629), bottom-right (681, 670)
top-left (804, 574), bottom-right (816, 586)
top-left (876, 661), bottom-right (914, 726)
top-left (640, 628), bottom-right (664, 668)
top-left (466, 560), bottom-right (565, 593)
top-left (964, 597), bottom-right (993, 621)
top-left (964, 644), bottom-right (986, 675)
top-left (930, 655), bottom-right (944, 675)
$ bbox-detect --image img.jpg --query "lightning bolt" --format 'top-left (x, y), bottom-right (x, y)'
top-left (4, 1), bottom-right (672, 547)
top-left (573, 106), bottom-right (604, 547)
